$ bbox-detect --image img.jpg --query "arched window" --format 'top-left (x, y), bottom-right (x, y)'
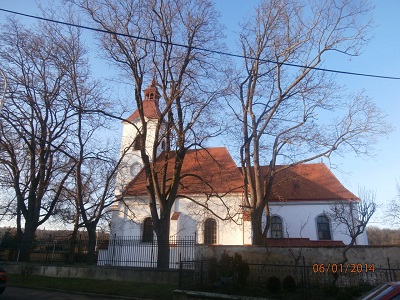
top-left (142, 217), bottom-right (153, 242)
top-left (270, 215), bottom-right (283, 238)
top-left (204, 218), bottom-right (217, 244)
top-left (317, 215), bottom-right (332, 240)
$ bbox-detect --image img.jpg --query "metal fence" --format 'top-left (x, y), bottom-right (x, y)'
top-left (0, 234), bottom-right (196, 268)
top-left (97, 235), bottom-right (196, 269)
top-left (178, 257), bottom-right (400, 299)
top-left (0, 236), bottom-right (108, 263)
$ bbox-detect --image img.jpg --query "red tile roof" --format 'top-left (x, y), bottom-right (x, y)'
top-left (125, 147), bottom-right (358, 202)
top-left (171, 212), bottom-right (181, 220)
top-left (263, 164), bottom-right (358, 201)
top-left (124, 100), bottom-right (161, 122)
top-left (126, 147), bottom-right (244, 196)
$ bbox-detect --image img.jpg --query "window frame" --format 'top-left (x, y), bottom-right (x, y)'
top-left (316, 214), bottom-right (332, 240)
top-left (270, 215), bottom-right (284, 238)
top-left (204, 218), bottom-right (217, 245)
top-left (142, 217), bottom-right (153, 242)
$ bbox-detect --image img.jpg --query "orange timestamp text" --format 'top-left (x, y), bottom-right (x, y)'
top-left (312, 263), bottom-right (375, 274)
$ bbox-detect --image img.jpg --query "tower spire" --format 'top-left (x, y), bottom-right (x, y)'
top-left (143, 77), bottom-right (161, 104)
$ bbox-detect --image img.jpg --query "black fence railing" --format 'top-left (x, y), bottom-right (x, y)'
top-left (0, 235), bottom-right (197, 267)
top-left (178, 257), bottom-right (400, 299)
top-left (97, 235), bottom-right (196, 269)
top-left (0, 236), bottom-right (109, 263)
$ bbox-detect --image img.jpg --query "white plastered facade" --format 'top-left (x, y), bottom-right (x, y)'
top-left (109, 89), bottom-right (368, 247)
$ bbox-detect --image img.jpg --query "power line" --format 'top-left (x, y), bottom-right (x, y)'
top-left (1, 7), bottom-right (400, 80)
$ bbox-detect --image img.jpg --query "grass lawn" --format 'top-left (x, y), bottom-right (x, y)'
top-left (8, 274), bottom-right (176, 299)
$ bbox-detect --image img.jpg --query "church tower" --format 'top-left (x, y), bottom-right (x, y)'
top-left (115, 79), bottom-right (163, 195)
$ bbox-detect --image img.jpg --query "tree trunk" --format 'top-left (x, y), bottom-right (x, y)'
top-left (86, 222), bottom-right (97, 265)
top-left (68, 210), bottom-right (81, 264)
top-left (251, 208), bottom-right (265, 246)
top-left (18, 223), bottom-right (37, 262)
top-left (156, 215), bottom-right (171, 269)
top-left (68, 228), bottom-right (79, 264)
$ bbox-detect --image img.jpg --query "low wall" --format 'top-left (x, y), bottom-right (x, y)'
top-left (173, 290), bottom-right (266, 300)
top-left (3, 245), bottom-right (399, 285)
top-left (196, 245), bottom-right (400, 267)
top-left (3, 263), bottom-right (179, 284)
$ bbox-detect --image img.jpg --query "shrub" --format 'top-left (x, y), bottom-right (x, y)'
top-left (324, 285), bottom-right (340, 296)
top-left (233, 253), bottom-right (250, 288)
top-left (208, 257), bottom-right (218, 283)
top-left (282, 275), bottom-right (296, 293)
top-left (266, 276), bottom-right (281, 293)
top-left (214, 252), bottom-right (250, 289)
top-left (219, 252), bottom-right (234, 278)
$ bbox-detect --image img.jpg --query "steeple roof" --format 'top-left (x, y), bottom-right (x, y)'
top-left (125, 100), bottom-right (161, 122)
top-left (143, 78), bottom-right (161, 102)
top-left (124, 80), bottom-right (161, 122)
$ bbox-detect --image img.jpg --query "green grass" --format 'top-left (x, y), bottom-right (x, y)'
top-left (8, 274), bottom-right (176, 299)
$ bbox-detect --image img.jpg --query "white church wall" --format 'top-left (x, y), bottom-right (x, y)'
top-left (176, 195), bottom-right (247, 245)
top-left (115, 118), bottom-right (161, 194)
top-left (111, 195), bottom-right (367, 247)
top-left (111, 196), bottom-right (150, 238)
top-left (267, 201), bottom-right (368, 245)
top-left (111, 193), bottom-right (249, 245)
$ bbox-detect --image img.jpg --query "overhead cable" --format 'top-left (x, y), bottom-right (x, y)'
top-left (0, 7), bottom-right (399, 80)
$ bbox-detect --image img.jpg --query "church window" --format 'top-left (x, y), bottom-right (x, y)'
top-left (204, 218), bottom-right (217, 244)
top-left (270, 215), bottom-right (283, 238)
top-left (142, 217), bottom-right (153, 242)
top-left (317, 215), bottom-right (332, 240)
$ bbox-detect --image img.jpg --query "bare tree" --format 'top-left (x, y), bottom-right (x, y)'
top-left (37, 7), bottom-right (128, 264)
top-left (367, 227), bottom-right (400, 245)
top-left (0, 18), bottom-right (78, 261)
top-left (227, 0), bottom-right (390, 245)
top-left (327, 188), bottom-right (377, 262)
top-left (285, 215), bottom-right (310, 266)
top-left (386, 181), bottom-right (400, 227)
top-left (0, 67), bottom-right (6, 113)
top-left (72, 0), bottom-right (225, 268)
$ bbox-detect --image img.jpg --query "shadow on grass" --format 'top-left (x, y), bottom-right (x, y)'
top-left (8, 274), bottom-right (176, 299)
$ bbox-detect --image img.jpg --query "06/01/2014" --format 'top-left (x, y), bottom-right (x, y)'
top-left (312, 263), bottom-right (375, 274)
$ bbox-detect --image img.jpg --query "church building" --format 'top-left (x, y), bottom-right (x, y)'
top-left (108, 81), bottom-right (368, 251)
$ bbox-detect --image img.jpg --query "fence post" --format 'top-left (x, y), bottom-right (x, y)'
top-left (78, 235), bottom-right (82, 259)
top-left (387, 257), bottom-right (393, 281)
top-left (302, 256), bottom-right (309, 300)
top-left (179, 253), bottom-right (183, 289)
top-left (200, 258), bottom-right (204, 286)
top-left (151, 233), bottom-right (155, 268)
top-left (111, 233), bottom-right (116, 266)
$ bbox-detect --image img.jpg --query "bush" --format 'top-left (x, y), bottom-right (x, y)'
top-left (208, 257), bottom-right (218, 283)
top-left (282, 275), bottom-right (296, 293)
top-left (233, 253), bottom-right (250, 288)
top-left (214, 252), bottom-right (250, 289)
top-left (0, 229), bottom-right (19, 248)
top-left (219, 252), bottom-right (234, 278)
top-left (266, 276), bottom-right (281, 293)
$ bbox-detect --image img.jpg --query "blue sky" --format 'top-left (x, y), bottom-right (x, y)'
top-left (213, 1), bottom-right (400, 227)
top-left (212, 1), bottom-right (400, 228)
top-left (1, 0), bottom-right (399, 228)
